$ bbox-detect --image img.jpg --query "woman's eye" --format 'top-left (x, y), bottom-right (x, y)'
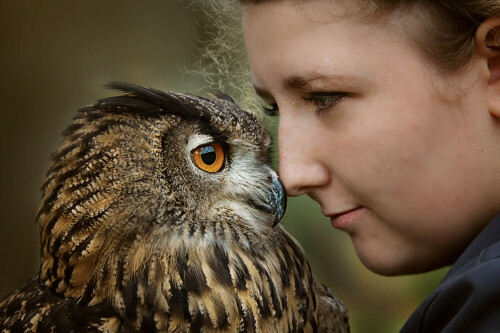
top-left (304, 92), bottom-right (349, 113)
top-left (192, 143), bottom-right (225, 173)
top-left (261, 103), bottom-right (279, 117)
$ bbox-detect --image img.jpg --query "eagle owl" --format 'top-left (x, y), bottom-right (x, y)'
top-left (0, 82), bottom-right (349, 332)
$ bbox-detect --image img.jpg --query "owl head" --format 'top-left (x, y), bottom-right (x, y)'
top-left (37, 82), bottom-right (286, 298)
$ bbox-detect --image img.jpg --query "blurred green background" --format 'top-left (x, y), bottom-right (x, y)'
top-left (0, 1), bottom-right (448, 332)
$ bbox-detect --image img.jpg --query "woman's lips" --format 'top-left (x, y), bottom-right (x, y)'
top-left (329, 207), bottom-right (363, 229)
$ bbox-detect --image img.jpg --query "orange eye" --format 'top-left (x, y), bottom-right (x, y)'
top-left (192, 143), bottom-right (225, 173)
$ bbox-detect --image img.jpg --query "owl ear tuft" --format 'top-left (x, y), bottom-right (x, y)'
top-left (99, 81), bottom-right (198, 118)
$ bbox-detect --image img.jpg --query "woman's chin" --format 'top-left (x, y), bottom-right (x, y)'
top-left (352, 237), bottom-right (448, 276)
top-left (358, 256), bottom-right (416, 276)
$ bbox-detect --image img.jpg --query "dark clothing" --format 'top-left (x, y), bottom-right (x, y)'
top-left (401, 214), bottom-right (500, 332)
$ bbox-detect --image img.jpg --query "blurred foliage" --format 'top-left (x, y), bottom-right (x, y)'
top-left (0, 1), bottom-right (447, 332)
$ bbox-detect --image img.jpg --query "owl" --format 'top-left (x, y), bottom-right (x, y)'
top-left (0, 82), bottom-right (349, 332)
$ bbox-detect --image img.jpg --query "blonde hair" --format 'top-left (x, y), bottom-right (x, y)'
top-left (194, 1), bottom-right (259, 113)
top-left (197, 0), bottom-right (500, 114)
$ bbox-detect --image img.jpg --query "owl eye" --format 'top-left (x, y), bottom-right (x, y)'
top-left (192, 143), bottom-right (225, 173)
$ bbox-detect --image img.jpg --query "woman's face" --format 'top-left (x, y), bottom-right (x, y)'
top-left (243, 1), bottom-right (500, 275)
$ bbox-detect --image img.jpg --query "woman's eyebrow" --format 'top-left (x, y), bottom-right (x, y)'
top-left (253, 74), bottom-right (359, 100)
top-left (253, 76), bottom-right (332, 98)
top-left (284, 76), bottom-right (311, 89)
top-left (253, 75), bottom-right (330, 99)
top-left (284, 75), bottom-right (354, 90)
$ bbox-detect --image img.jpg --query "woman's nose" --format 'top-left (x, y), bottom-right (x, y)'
top-left (278, 115), bottom-right (330, 197)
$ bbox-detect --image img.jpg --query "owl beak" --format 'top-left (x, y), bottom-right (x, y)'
top-left (268, 170), bottom-right (287, 227)
top-left (246, 169), bottom-right (287, 227)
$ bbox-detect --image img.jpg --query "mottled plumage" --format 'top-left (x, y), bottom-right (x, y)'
top-left (0, 82), bottom-right (349, 332)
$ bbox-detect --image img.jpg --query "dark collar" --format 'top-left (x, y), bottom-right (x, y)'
top-left (442, 213), bottom-right (500, 283)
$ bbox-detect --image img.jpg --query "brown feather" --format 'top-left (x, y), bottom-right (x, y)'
top-left (0, 83), bottom-right (349, 332)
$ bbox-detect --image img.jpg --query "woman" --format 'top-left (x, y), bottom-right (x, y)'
top-left (240, 0), bottom-right (500, 331)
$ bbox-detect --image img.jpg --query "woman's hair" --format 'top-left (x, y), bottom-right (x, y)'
top-left (198, 0), bottom-right (500, 113)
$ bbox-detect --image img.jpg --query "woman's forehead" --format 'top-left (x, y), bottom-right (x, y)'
top-left (242, 0), bottom-right (376, 22)
top-left (242, 0), bottom-right (436, 100)
top-left (242, 1), bottom-right (389, 66)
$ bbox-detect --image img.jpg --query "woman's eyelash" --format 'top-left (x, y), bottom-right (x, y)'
top-left (260, 93), bottom-right (348, 116)
top-left (304, 92), bottom-right (349, 113)
top-left (261, 103), bottom-right (279, 116)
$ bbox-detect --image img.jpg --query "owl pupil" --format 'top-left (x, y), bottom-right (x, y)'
top-left (200, 146), bottom-right (216, 165)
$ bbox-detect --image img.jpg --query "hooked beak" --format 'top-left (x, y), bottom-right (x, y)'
top-left (245, 168), bottom-right (287, 227)
top-left (267, 169), bottom-right (287, 227)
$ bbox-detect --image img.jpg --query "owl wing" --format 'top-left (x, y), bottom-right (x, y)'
top-left (0, 276), bottom-right (131, 332)
top-left (314, 281), bottom-right (350, 333)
